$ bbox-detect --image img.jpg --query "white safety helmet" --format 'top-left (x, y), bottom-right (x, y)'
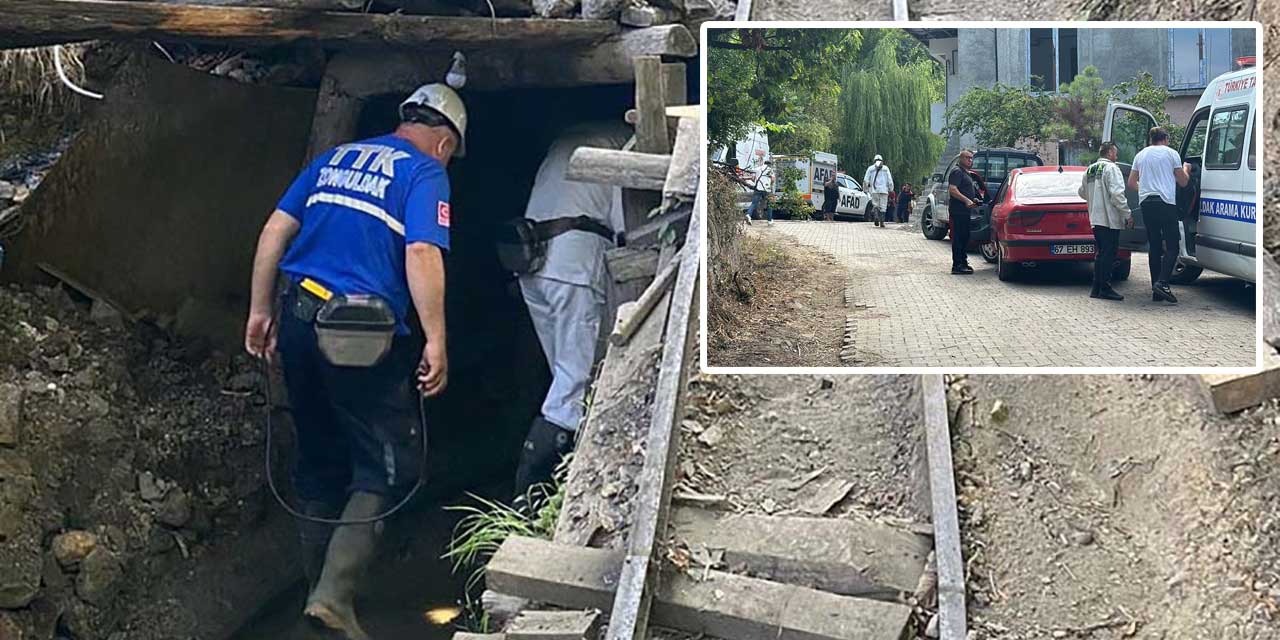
top-left (874, 154), bottom-right (883, 161)
top-left (400, 83), bottom-right (468, 158)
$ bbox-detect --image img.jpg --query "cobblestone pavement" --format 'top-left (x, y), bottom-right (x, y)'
top-left (755, 220), bottom-right (1256, 367)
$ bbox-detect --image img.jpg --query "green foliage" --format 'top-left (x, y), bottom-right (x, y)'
top-left (707, 44), bottom-right (761, 154)
top-left (771, 165), bottom-right (810, 220)
top-left (834, 33), bottom-right (945, 193)
top-left (945, 67), bottom-right (1187, 160)
top-left (943, 83), bottom-right (1054, 148)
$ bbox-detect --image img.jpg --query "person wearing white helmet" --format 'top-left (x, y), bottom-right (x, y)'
top-left (509, 121), bottom-right (631, 510)
top-left (863, 153), bottom-right (894, 227)
top-left (244, 82), bottom-right (466, 640)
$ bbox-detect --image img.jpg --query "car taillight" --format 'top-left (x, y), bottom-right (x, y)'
top-left (1009, 208), bottom-right (1044, 227)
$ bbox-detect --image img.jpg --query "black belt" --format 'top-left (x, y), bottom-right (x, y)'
top-left (532, 216), bottom-right (615, 243)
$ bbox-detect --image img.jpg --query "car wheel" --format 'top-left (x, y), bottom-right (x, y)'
top-left (1112, 259), bottom-right (1132, 281)
top-left (922, 207), bottom-right (948, 240)
top-left (1170, 261), bottom-right (1202, 285)
top-left (980, 239), bottom-right (998, 263)
top-left (996, 244), bottom-right (1018, 281)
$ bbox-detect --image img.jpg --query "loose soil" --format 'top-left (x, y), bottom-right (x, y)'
top-left (951, 374), bottom-right (1280, 640)
top-left (707, 229), bottom-right (847, 368)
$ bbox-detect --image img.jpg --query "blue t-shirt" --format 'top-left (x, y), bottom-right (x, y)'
top-left (276, 135), bottom-right (450, 334)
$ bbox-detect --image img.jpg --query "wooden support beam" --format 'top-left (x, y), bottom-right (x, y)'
top-left (606, 199), bottom-right (700, 640)
top-left (1264, 253), bottom-right (1279, 349)
top-left (487, 536), bottom-right (914, 640)
top-left (661, 63), bottom-right (688, 106)
top-left (161, 0), bottom-right (365, 9)
top-left (0, 0), bottom-right (619, 50)
top-left (508, 610), bottom-right (603, 639)
top-left (304, 66), bottom-right (364, 164)
top-left (663, 117), bottom-right (699, 200)
top-left (609, 252), bottom-right (680, 346)
top-left (1202, 349), bottom-right (1280, 413)
top-left (320, 25), bottom-right (695, 96)
top-left (606, 246), bottom-right (659, 284)
top-left (633, 56), bottom-right (670, 156)
top-left (923, 374), bottom-right (967, 640)
top-left (670, 507), bottom-right (932, 599)
top-left (566, 148), bottom-right (670, 192)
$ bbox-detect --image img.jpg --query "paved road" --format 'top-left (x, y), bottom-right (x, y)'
top-left (758, 220), bottom-right (1256, 367)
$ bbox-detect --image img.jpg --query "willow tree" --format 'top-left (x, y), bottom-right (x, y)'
top-left (834, 32), bottom-right (944, 186)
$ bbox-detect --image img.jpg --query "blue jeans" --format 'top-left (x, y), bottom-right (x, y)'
top-left (749, 191), bottom-right (771, 221)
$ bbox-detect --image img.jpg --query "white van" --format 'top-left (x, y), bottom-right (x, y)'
top-left (711, 124), bottom-right (771, 210)
top-left (1103, 60), bottom-right (1258, 283)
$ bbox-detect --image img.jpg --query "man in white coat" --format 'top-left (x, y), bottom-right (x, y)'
top-left (863, 154), bottom-right (894, 227)
top-left (1078, 141), bottom-right (1134, 301)
top-left (513, 121), bottom-right (629, 507)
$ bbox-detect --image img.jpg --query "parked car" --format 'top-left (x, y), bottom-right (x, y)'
top-left (983, 166), bottom-right (1133, 282)
top-left (921, 148), bottom-right (1044, 246)
top-left (805, 172), bottom-right (875, 221)
top-left (1102, 59), bottom-right (1257, 284)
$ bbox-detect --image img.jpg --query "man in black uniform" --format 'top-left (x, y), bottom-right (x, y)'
top-left (947, 150), bottom-right (981, 274)
top-left (821, 172), bottom-right (839, 221)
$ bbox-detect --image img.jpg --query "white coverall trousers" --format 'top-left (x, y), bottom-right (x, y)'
top-left (519, 275), bottom-right (605, 432)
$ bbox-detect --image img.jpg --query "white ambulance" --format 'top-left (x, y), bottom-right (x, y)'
top-left (1104, 57), bottom-right (1258, 283)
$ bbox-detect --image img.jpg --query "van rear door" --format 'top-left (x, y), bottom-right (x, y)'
top-left (1103, 102), bottom-right (1158, 250)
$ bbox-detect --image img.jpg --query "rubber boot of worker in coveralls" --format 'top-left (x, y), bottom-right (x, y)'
top-left (864, 154), bottom-right (894, 227)
top-left (514, 122), bottom-right (629, 513)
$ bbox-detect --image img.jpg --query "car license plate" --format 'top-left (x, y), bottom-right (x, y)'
top-left (1050, 244), bottom-right (1095, 255)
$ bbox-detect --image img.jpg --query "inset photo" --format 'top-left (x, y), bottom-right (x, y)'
top-left (701, 23), bottom-right (1262, 370)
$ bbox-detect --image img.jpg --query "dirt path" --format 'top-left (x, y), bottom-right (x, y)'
top-left (707, 230), bottom-right (848, 368)
top-left (951, 375), bottom-right (1280, 639)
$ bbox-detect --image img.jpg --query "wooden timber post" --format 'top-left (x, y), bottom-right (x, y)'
top-left (621, 56), bottom-right (669, 232)
top-left (303, 59), bottom-right (365, 164)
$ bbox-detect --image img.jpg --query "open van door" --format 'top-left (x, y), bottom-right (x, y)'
top-left (1103, 102), bottom-right (1158, 250)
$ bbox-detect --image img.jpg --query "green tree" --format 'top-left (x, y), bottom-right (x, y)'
top-left (835, 32), bottom-right (945, 189)
top-left (1108, 71), bottom-right (1186, 149)
top-left (707, 43), bottom-right (761, 155)
top-left (1043, 66), bottom-right (1111, 163)
top-left (943, 83), bottom-right (1054, 148)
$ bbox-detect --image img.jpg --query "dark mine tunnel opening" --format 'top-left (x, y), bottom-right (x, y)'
top-left (233, 83), bottom-right (639, 639)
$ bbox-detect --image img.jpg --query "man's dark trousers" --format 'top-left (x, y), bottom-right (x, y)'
top-left (1092, 225), bottom-right (1120, 293)
top-left (1141, 196), bottom-right (1181, 285)
top-left (951, 212), bottom-right (971, 268)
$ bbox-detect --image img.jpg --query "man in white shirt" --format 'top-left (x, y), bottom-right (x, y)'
top-left (1127, 126), bottom-right (1189, 303)
top-left (863, 154), bottom-right (894, 227)
top-left (748, 160), bottom-right (774, 225)
top-left (1078, 141), bottom-right (1134, 301)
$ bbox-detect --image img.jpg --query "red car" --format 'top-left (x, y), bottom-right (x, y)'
top-left (983, 166), bottom-right (1132, 282)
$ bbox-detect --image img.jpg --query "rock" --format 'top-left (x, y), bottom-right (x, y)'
top-left (137, 471), bottom-right (168, 502)
top-left (0, 383), bottom-right (23, 446)
top-left (0, 549), bottom-right (40, 609)
top-left (75, 548), bottom-right (123, 606)
top-left (156, 488), bottom-right (192, 528)
top-left (990, 399), bottom-right (1009, 423)
top-left (1017, 460), bottom-right (1034, 482)
top-left (0, 454), bottom-right (36, 539)
top-left (12, 186), bottom-right (29, 204)
top-left (52, 531), bottom-right (99, 569)
top-left (88, 300), bottom-right (123, 327)
top-left (0, 611), bottom-right (22, 639)
top-left (820, 378), bottom-right (834, 390)
top-left (1070, 529), bottom-right (1095, 546)
top-left (0, 181), bottom-right (15, 201)
top-left (697, 424), bottom-right (724, 447)
top-left (531, 0), bottom-right (576, 17)
top-left (680, 419), bottom-right (704, 435)
top-left (225, 371), bottom-right (263, 393)
top-left (84, 394), bottom-right (110, 420)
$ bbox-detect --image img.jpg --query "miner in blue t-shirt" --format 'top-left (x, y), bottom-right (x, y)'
top-left (243, 83), bottom-right (466, 640)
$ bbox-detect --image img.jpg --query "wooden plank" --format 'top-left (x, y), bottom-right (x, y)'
top-left (311, 25), bottom-right (695, 96)
top-left (923, 374), bottom-right (967, 640)
top-left (1265, 252), bottom-right (1280, 349)
top-left (0, 0), bottom-right (619, 50)
top-left (161, 0), bottom-right (365, 9)
top-left (669, 507), bottom-right (932, 599)
top-left (663, 117), bottom-right (700, 199)
top-left (566, 148), bottom-right (671, 192)
top-left (605, 198), bottom-right (701, 640)
top-left (487, 537), bottom-right (913, 640)
top-left (892, 0), bottom-right (910, 20)
top-left (621, 5), bottom-right (672, 26)
top-left (661, 63), bottom-right (688, 106)
top-left (610, 253), bottom-right (680, 346)
top-left (633, 56), bottom-right (670, 155)
top-left (507, 610), bottom-right (602, 639)
top-left (733, 0), bottom-right (753, 20)
top-left (1202, 349), bottom-right (1280, 413)
top-left (606, 246), bottom-right (659, 284)
top-left (303, 65), bottom-right (363, 164)
top-left (552, 290), bottom-right (670, 547)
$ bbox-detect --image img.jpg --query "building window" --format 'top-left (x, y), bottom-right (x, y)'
top-left (951, 50), bottom-right (957, 76)
top-left (1028, 28), bottom-right (1079, 92)
top-left (1169, 28), bottom-right (1234, 90)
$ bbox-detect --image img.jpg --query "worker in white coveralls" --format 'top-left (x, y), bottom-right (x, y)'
top-left (863, 154), bottom-right (894, 227)
top-left (512, 121), bottom-right (630, 507)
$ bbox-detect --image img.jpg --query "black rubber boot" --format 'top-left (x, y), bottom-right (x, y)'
top-left (512, 416), bottom-right (575, 509)
top-left (298, 499), bottom-right (341, 593)
top-left (304, 491), bottom-right (386, 640)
